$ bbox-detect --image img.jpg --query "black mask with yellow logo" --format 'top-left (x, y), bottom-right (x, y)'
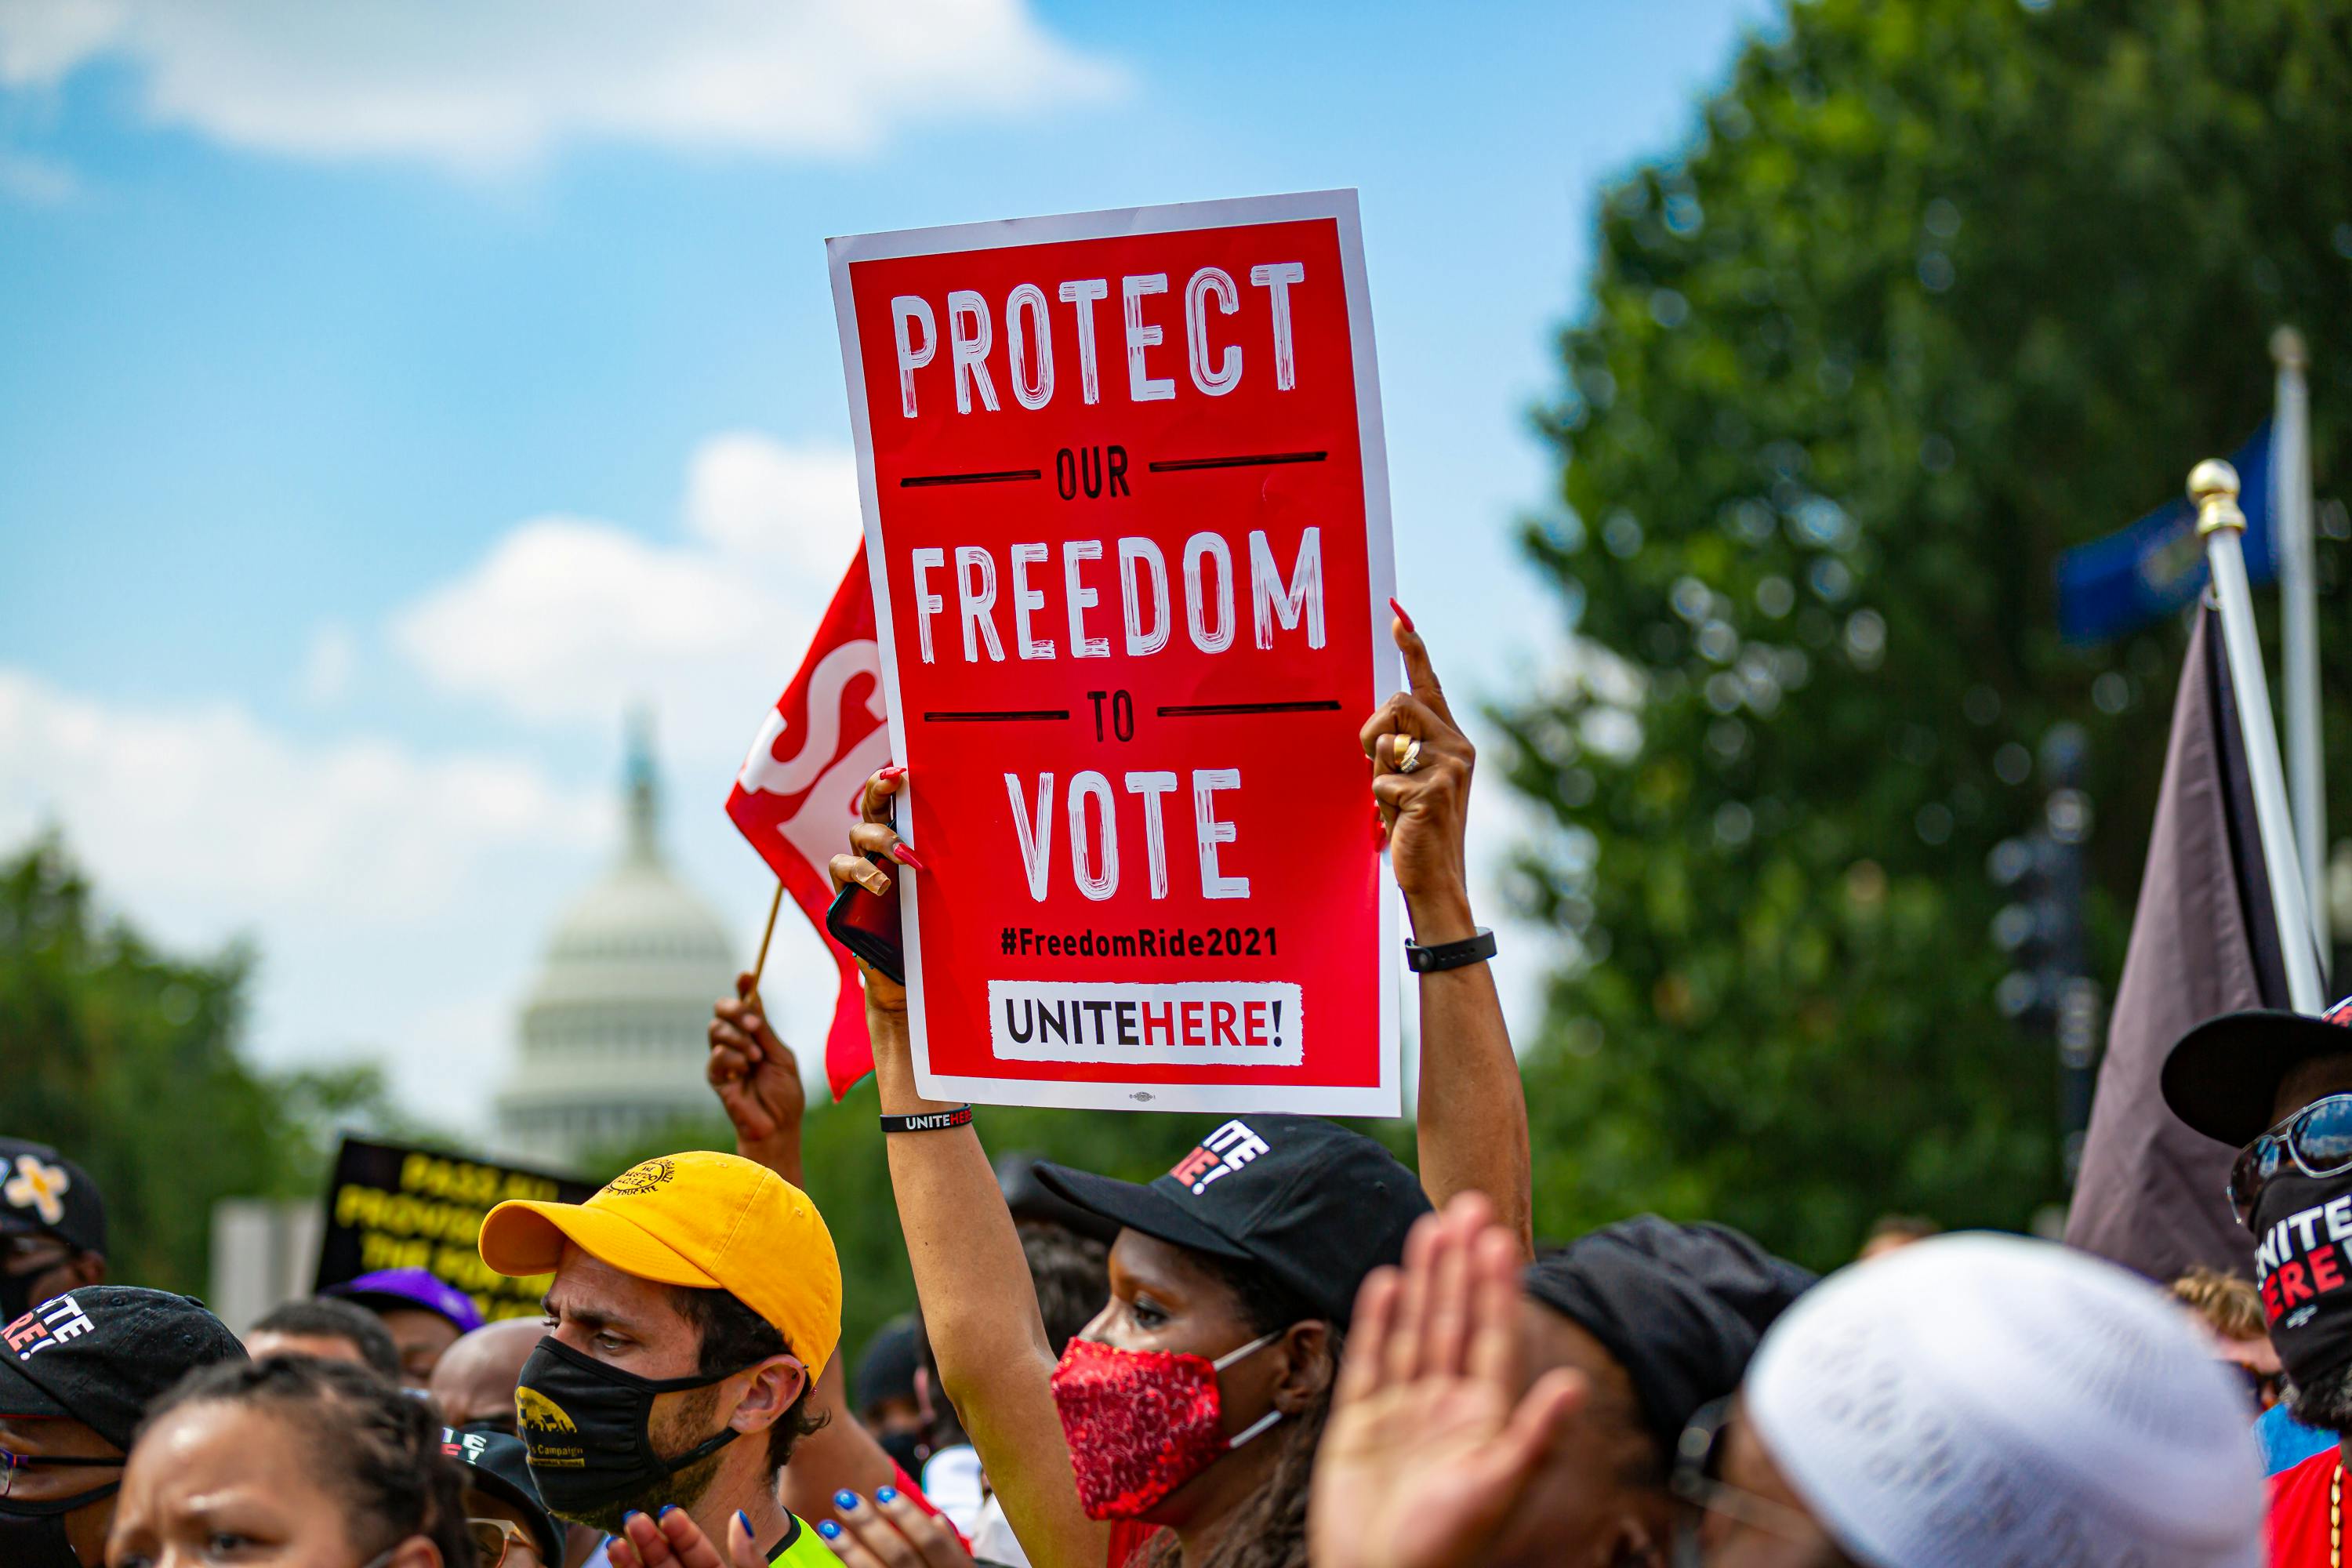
top-left (514, 1336), bottom-right (746, 1526)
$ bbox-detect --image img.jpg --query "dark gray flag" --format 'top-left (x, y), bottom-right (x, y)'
top-left (2064, 601), bottom-right (2289, 1280)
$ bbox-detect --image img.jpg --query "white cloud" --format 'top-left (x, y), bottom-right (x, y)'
top-left (392, 431), bottom-right (860, 760)
top-left (0, 0), bottom-right (1125, 172)
top-left (299, 621), bottom-right (356, 706)
top-left (684, 431), bottom-right (861, 576)
top-left (0, 668), bottom-right (604, 927)
top-left (0, 666), bottom-right (618, 1123)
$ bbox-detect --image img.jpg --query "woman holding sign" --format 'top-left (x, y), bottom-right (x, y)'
top-left (826, 614), bottom-right (1530, 1568)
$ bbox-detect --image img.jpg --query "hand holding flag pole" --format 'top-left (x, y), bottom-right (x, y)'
top-left (2192, 456), bottom-right (2325, 1014)
top-left (746, 879), bottom-right (785, 1016)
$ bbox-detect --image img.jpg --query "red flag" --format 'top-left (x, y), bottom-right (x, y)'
top-left (726, 543), bottom-right (893, 1099)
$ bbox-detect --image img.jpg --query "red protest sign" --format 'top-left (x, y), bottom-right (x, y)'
top-left (725, 544), bottom-right (894, 1099)
top-left (828, 190), bottom-right (1399, 1116)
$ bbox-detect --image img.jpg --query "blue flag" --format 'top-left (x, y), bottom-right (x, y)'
top-left (2056, 424), bottom-right (2275, 644)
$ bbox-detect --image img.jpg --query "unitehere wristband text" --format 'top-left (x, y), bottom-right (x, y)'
top-left (1404, 927), bottom-right (1497, 973)
top-left (880, 1106), bottom-right (974, 1134)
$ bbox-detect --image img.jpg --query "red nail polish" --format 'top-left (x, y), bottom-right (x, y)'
top-left (878, 764), bottom-right (906, 782)
top-left (1389, 597), bottom-right (1415, 633)
top-left (891, 843), bottom-right (929, 873)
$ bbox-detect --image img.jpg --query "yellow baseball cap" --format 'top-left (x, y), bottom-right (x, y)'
top-left (479, 1151), bottom-right (842, 1378)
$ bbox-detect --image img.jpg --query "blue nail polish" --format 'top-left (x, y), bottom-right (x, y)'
top-left (818, 1521), bottom-right (842, 1541)
top-left (659, 1505), bottom-right (676, 1518)
top-left (876, 1486), bottom-right (898, 1504)
top-left (834, 1489), bottom-right (861, 1510)
top-left (623, 1511), bottom-right (644, 1524)
top-left (737, 1511), bottom-right (752, 1537)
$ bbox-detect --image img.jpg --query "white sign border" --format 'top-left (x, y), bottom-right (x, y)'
top-left (826, 189), bottom-right (1403, 1118)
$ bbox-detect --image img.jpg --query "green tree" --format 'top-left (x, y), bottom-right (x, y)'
top-left (0, 834), bottom-right (412, 1293)
top-left (1504, 0), bottom-right (2352, 1268)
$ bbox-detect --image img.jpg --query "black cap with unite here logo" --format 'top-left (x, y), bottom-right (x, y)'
top-left (1033, 1115), bottom-right (1431, 1327)
top-left (0, 1287), bottom-right (246, 1449)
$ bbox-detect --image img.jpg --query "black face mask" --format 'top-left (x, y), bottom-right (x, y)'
top-left (0, 1481), bottom-right (122, 1568)
top-left (876, 1427), bottom-right (929, 1478)
top-left (514, 1336), bottom-right (745, 1526)
top-left (2251, 1168), bottom-right (2352, 1396)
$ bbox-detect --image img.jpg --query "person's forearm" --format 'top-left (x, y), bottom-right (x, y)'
top-left (736, 1127), bottom-right (805, 1189)
top-left (1408, 887), bottom-right (1534, 1260)
top-left (869, 1000), bottom-right (1102, 1568)
top-left (872, 1011), bottom-right (1047, 1377)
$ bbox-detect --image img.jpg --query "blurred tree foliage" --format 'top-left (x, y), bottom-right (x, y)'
top-left (1502, 0), bottom-right (2352, 1268)
top-left (0, 834), bottom-right (415, 1295)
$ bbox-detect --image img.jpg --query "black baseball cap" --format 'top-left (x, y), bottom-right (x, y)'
top-left (1033, 1116), bottom-right (1431, 1327)
top-left (854, 1314), bottom-right (920, 1414)
top-left (2162, 996), bottom-right (2352, 1147)
top-left (0, 1138), bottom-right (107, 1257)
top-left (1524, 1217), bottom-right (1814, 1450)
top-left (444, 1425), bottom-right (564, 1566)
top-left (0, 1287), bottom-right (247, 1450)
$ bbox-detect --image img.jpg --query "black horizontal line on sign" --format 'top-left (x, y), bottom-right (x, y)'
top-left (899, 468), bottom-right (1044, 488)
top-left (1157, 700), bottom-right (1345, 717)
top-left (1145, 451), bottom-right (1328, 474)
top-left (922, 709), bottom-right (1071, 723)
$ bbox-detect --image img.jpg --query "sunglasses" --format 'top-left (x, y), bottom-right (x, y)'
top-left (469, 1518), bottom-right (539, 1568)
top-left (2230, 1091), bottom-right (2352, 1223)
top-left (1668, 1399), bottom-right (1822, 1552)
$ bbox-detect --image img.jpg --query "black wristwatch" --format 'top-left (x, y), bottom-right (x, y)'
top-left (1404, 927), bottom-right (1497, 973)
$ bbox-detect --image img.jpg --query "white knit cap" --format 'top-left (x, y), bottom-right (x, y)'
top-left (1744, 1233), bottom-right (2263, 1568)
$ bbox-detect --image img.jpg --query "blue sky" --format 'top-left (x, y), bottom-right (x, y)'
top-left (0, 0), bottom-right (1773, 1131)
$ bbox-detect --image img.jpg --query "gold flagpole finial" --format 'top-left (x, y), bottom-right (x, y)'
top-left (2189, 459), bottom-right (2245, 537)
top-left (2273, 325), bottom-right (2309, 369)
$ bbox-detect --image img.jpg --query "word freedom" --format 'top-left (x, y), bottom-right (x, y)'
top-left (910, 528), bottom-right (1325, 666)
top-left (890, 262), bottom-right (1310, 418)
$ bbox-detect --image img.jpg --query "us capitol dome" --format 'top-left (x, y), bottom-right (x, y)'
top-left (495, 716), bottom-right (737, 1166)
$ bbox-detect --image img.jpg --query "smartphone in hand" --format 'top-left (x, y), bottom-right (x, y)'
top-left (825, 854), bottom-right (905, 985)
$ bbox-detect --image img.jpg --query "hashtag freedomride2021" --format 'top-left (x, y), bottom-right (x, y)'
top-left (998, 925), bottom-right (1281, 960)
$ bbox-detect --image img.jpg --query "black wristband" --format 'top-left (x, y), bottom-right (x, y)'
top-left (1405, 927), bottom-right (1497, 973)
top-left (880, 1106), bottom-right (973, 1134)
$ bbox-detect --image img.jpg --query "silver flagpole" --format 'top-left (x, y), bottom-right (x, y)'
top-left (2274, 326), bottom-right (2328, 976)
top-left (2192, 458), bottom-right (2325, 1014)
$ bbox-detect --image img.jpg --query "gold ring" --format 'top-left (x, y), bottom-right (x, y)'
top-left (1395, 736), bottom-right (1425, 775)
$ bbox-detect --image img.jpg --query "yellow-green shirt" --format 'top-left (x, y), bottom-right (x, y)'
top-left (766, 1512), bottom-right (837, 1566)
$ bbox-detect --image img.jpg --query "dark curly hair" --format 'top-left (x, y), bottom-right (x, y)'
top-left (249, 1296), bottom-right (402, 1383)
top-left (142, 1355), bottom-right (474, 1568)
top-left (669, 1284), bottom-right (828, 1472)
top-left (1137, 1254), bottom-right (1339, 1568)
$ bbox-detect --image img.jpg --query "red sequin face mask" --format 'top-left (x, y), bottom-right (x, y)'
top-left (1049, 1331), bottom-right (1285, 1520)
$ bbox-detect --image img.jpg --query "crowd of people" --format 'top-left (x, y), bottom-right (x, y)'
top-left (2, 615), bottom-right (2338, 1567)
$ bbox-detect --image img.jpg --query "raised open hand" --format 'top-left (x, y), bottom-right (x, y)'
top-left (605, 1507), bottom-right (763, 1568)
top-left (816, 1486), bottom-right (982, 1568)
top-left (1308, 1193), bottom-right (1584, 1568)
